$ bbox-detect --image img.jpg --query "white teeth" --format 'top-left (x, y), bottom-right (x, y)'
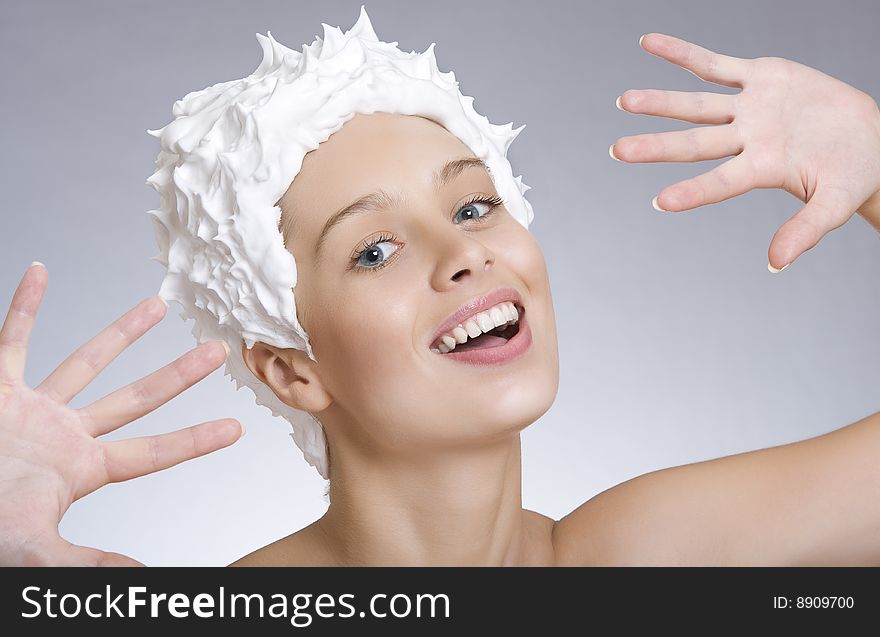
top-left (432, 300), bottom-right (522, 353)
top-left (489, 306), bottom-right (506, 328)
top-left (476, 313), bottom-right (495, 333)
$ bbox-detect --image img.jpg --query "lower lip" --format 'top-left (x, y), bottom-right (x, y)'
top-left (435, 308), bottom-right (532, 366)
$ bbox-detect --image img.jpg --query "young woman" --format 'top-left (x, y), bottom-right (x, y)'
top-left (1, 20), bottom-right (878, 566)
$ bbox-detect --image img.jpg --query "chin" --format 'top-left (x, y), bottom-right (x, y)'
top-left (476, 367), bottom-right (558, 437)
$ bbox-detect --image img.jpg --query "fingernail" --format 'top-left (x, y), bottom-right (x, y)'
top-left (768, 262), bottom-right (790, 273)
top-left (239, 421), bottom-right (247, 438)
top-left (615, 95), bottom-right (624, 111)
top-left (220, 341), bottom-right (231, 357)
top-left (639, 34), bottom-right (647, 47)
top-left (609, 144), bottom-right (621, 161)
top-left (29, 260), bottom-right (45, 269)
top-left (158, 296), bottom-right (169, 309)
top-left (652, 196), bottom-right (667, 212)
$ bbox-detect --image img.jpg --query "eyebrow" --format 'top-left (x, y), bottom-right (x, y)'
top-left (314, 157), bottom-right (492, 262)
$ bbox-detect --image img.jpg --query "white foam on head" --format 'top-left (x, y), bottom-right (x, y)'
top-left (145, 5), bottom-right (534, 479)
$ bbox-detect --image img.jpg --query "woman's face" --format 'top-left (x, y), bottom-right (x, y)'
top-left (273, 111), bottom-right (559, 460)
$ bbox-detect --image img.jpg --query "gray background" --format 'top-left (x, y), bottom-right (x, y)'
top-left (1, 0), bottom-right (878, 566)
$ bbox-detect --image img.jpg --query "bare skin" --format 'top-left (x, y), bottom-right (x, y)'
top-left (0, 266), bottom-right (242, 566)
top-left (1, 33), bottom-right (879, 566)
top-left (229, 509), bottom-right (557, 567)
top-left (613, 33), bottom-right (880, 258)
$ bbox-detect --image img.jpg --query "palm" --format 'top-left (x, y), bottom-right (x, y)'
top-left (0, 263), bottom-right (244, 566)
top-left (743, 58), bottom-right (878, 207)
top-left (2, 387), bottom-right (104, 516)
top-left (612, 34), bottom-right (880, 270)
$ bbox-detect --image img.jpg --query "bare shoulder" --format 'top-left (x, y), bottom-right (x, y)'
top-left (550, 459), bottom-right (754, 566)
top-left (551, 430), bottom-right (857, 566)
top-left (550, 472), bottom-right (662, 566)
top-left (228, 519), bottom-right (337, 567)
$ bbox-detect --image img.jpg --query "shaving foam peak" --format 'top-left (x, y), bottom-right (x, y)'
top-left (145, 4), bottom-right (534, 479)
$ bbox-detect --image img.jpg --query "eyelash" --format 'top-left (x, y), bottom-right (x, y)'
top-left (348, 194), bottom-right (506, 274)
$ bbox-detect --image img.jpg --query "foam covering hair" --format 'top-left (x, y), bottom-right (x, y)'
top-left (144, 5), bottom-right (534, 480)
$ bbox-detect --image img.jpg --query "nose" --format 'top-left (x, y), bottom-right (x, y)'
top-left (430, 232), bottom-right (496, 291)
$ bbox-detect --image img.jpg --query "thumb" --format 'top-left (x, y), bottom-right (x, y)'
top-left (768, 185), bottom-right (854, 271)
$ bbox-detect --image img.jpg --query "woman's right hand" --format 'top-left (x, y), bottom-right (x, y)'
top-left (0, 262), bottom-right (244, 566)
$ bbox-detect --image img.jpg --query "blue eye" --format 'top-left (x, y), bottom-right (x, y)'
top-left (454, 200), bottom-right (492, 224)
top-left (354, 237), bottom-right (399, 270)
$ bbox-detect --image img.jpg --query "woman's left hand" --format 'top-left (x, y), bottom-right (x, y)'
top-left (611, 33), bottom-right (880, 271)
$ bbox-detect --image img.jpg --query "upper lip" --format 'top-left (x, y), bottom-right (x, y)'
top-left (428, 285), bottom-right (524, 349)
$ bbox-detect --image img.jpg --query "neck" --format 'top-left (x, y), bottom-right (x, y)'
top-left (316, 434), bottom-right (529, 566)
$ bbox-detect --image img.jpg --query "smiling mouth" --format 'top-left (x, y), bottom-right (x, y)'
top-left (430, 303), bottom-right (524, 354)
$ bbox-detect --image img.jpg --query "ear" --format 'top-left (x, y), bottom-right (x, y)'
top-left (240, 341), bottom-right (333, 413)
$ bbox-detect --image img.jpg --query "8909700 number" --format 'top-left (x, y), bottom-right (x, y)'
top-left (796, 596), bottom-right (853, 609)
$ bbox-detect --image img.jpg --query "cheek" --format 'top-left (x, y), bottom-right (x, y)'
top-left (496, 224), bottom-right (549, 288)
top-left (316, 289), bottom-right (419, 394)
